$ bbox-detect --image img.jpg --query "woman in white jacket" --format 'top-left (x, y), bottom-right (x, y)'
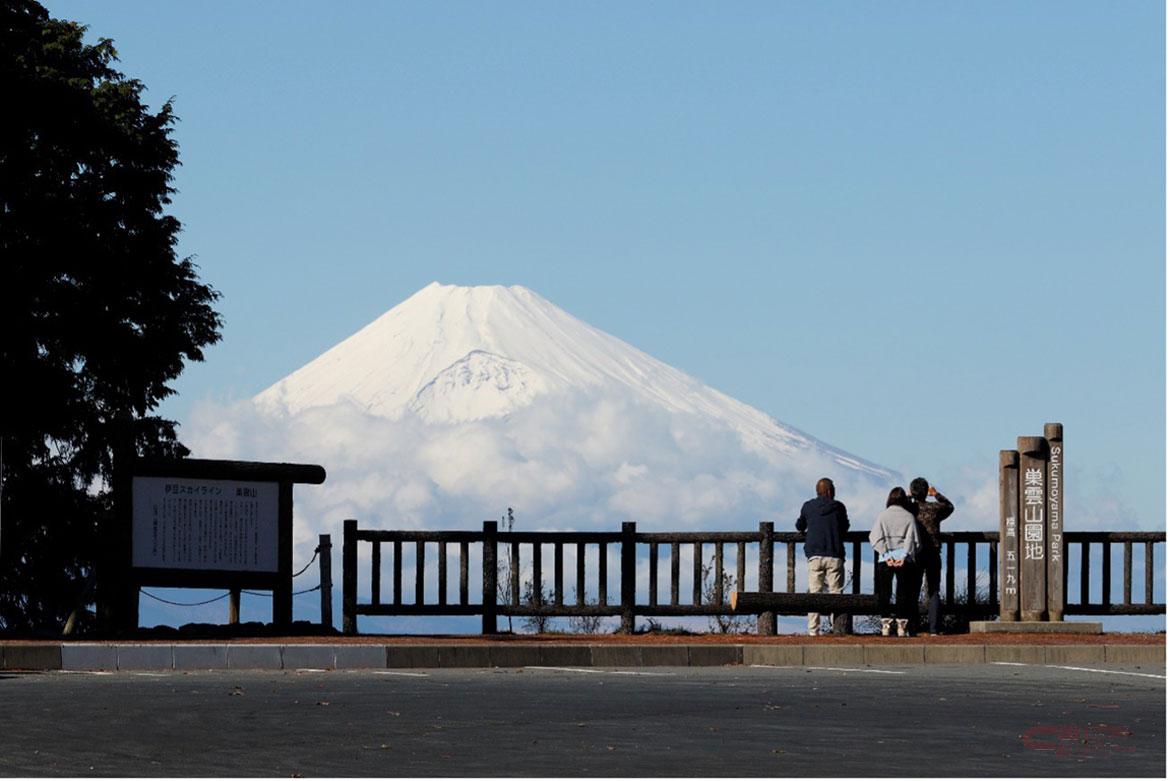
top-left (869, 487), bottom-right (922, 637)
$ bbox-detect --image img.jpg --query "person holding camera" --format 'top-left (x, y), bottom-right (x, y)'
top-left (908, 477), bottom-right (954, 636)
top-left (869, 486), bottom-right (922, 637)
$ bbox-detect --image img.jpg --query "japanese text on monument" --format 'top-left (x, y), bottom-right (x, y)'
top-left (1004, 512), bottom-right (1018, 597)
top-left (1023, 467), bottom-right (1045, 561)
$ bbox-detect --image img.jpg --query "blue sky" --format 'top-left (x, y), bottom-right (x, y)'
top-left (54, 4), bottom-right (1163, 537)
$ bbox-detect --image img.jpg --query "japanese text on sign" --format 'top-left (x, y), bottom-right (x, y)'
top-left (132, 477), bottom-right (279, 572)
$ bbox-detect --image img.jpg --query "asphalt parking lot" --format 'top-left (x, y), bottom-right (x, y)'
top-left (1, 663), bottom-right (1164, 777)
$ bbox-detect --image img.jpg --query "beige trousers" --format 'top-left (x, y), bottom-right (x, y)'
top-left (807, 556), bottom-right (845, 634)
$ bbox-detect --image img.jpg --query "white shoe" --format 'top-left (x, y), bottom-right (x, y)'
top-left (896, 619), bottom-right (910, 637)
top-left (880, 618), bottom-right (893, 637)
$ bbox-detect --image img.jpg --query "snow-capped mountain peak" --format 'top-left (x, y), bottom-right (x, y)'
top-left (254, 282), bottom-right (892, 479)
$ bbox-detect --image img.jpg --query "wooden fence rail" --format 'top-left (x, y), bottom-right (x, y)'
top-left (341, 520), bottom-right (1165, 634)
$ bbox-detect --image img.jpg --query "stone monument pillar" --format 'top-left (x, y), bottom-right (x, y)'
top-left (1045, 423), bottom-right (1064, 621)
top-left (1017, 436), bottom-right (1049, 622)
top-left (973, 423), bottom-right (1100, 634)
top-left (998, 450), bottom-right (1020, 622)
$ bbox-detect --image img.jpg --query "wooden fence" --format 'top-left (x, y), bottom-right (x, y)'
top-left (341, 520), bottom-right (1165, 634)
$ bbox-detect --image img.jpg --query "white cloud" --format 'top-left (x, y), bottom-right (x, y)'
top-left (183, 389), bottom-right (897, 567)
top-left (894, 458), bottom-right (1161, 535)
top-left (172, 391), bottom-right (1159, 633)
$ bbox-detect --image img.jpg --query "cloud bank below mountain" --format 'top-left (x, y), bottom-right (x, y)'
top-left (186, 387), bottom-right (900, 566)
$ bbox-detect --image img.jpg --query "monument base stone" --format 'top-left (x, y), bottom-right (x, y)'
top-left (969, 620), bottom-right (1102, 634)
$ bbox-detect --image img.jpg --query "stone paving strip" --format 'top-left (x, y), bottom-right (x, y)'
top-left (0, 641), bottom-right (1163, 671)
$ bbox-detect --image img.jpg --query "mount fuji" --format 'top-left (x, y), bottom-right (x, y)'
top-left (255, 282), bottom-right (890, 476)
top-left (188, 282), bottom-right (897, 553)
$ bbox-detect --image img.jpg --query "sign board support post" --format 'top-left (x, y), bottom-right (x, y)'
top-left (273, 481), bottom-right (294, 628)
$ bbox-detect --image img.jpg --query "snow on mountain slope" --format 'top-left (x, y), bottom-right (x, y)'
top-left (254, 282), bottom-right (891, 478)
top-left (180, 279), bottom-right (906, 625)
top-left (407, 350), bottom-right (547, 424)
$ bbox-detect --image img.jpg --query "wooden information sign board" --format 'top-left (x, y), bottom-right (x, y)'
top-left (109, 458), bottom-right (325, 633)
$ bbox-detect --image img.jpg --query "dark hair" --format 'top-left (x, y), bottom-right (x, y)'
top-left (909, 477), bottom-right (929, 501)
top-left (815, 477), bottom-right (835, 499)
top-left (886, 486), bottom-right (910, 510)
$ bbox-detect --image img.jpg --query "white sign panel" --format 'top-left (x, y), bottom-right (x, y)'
top-left (132, 477), bottom-right (279, 572)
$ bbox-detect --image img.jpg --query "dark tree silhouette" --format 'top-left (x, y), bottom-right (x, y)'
top-left (0, 0), bottom-right (222, 632)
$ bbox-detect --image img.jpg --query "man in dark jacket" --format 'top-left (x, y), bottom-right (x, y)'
top-left (909, 477), bottom-right (954, 635)
top-left (796, 477), bottom-right (850, 635)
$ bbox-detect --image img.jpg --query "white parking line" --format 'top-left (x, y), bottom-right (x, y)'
top-left (1045, 665), bottom-right (1166, 680)
top-left (524, 666), bottom-right (676, 677)
top-left (369, 670), bottom-right (429, 677)
top-left (805, 666), bottom-right (906, 675)
top-left (992, 661), bottom-right (1164, 680)
top-left (750, 664), bottom-right (906, 676)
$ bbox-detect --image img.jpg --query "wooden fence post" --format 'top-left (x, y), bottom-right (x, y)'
top-left (620, 522), bottom-right (636, 634)
top-left (342, 519), bottom-right (357, 634)
top-left (482, 521), bottom-right (498, 635)
top-left (758, 522), bottom-right (776, 635)
top-left (318, 533), bottom-right (333, 631)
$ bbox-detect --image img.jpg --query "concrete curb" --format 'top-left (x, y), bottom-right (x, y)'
top-left (4, 644), bottom-right (62, 670)
top-left (804, 644), bottom-right (865, 667)
top-left (174, 645), bottom-right (227, 671)
top-left (1, 642), bottom-right (1163, 671)
top-left (226, 645), bottom-right (283, 670)
top-left (985, 645), bottom-right (1047, 665)
top-left (61, 644), bottom-right (117, 671)
top-left (925, 645), bottom-right (985, 665)
top-left (1105, 645), bottom-right (1164, 664)
top-left (743, 645), bottom-right (803, 667)
top-left (281, 645), bottom-right (335, 670)
top-left (116, 645), bottom-right (173, 670)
